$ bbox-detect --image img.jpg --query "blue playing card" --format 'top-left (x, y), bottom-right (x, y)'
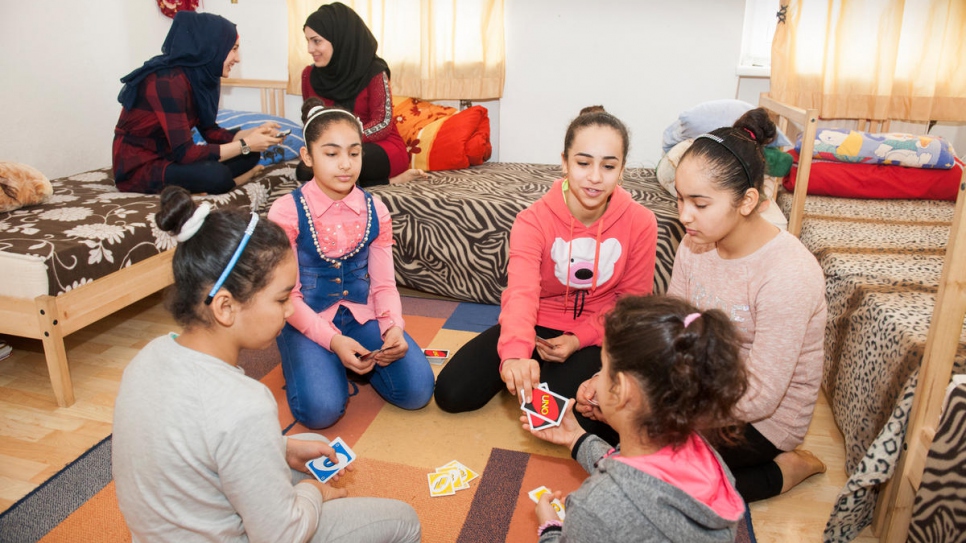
top-left (305, 437), bottom-right (357, 483)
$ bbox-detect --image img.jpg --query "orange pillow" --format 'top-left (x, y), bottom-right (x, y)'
top-left (392, 97), bottom-right (492, 171)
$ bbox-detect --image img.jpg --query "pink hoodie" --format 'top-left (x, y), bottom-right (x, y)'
top-left (497, 179), bottom-right (657, 362)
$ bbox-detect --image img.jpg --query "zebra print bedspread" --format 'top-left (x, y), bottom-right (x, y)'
top-left (368, 162), bottom-right (683, 305)
top-left (776, 190), bottom-right (966, 542)
top-left (908, 378), bottom-right (966, 542)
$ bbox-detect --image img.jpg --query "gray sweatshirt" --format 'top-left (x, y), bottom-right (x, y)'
top-left (539, 435), bottom-right (741, 543)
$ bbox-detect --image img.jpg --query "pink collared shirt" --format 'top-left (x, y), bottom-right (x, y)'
top-left (267, 182), bottom-right (404, 350)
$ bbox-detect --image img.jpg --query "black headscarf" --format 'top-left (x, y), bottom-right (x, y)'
top-left (304, 2), bottom-right (390, 110)
top-left (118, 11), bottom-right (237, 127)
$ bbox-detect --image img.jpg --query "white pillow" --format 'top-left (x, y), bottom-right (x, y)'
top-left (662, 99), bottom-right (793, 153)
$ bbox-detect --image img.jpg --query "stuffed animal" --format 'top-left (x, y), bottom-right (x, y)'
top-left (0, 161), bottom-right (53, 212)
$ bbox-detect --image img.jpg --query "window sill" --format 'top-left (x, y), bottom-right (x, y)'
top-left (736, 65), bottom-right (771, 78)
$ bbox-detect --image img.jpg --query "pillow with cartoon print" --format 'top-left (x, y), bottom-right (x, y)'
top-left (796, 128), bottom-right (957, 169)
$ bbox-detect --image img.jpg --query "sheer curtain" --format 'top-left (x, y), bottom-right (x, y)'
top-left (770, 0), bottom-right (966, 121)
top-left (286, 0), bottom-right (505, 100)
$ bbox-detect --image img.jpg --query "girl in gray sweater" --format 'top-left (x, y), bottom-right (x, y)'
top-left (524, 295), bottom-right (749, 542)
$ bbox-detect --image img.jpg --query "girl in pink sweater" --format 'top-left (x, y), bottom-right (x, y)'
top-left (578, 108), bottom-right (828, 502)
top-left (435, 107), bottom-right (658, 439)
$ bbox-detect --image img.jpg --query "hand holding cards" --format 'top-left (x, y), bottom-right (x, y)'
top-left (305, 437), bottom-right (356, 483)
top-left (521, 383), bottom-right (568, 428)
top-left (529, 485), bottom-right (566, 520)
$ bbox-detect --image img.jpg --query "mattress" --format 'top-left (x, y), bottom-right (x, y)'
top-left (776, 190), bottom-right (966, 542)
top-left (0, 162), bottom-right (299, 300)
top-left (367, 162), bottom-right (685, 305)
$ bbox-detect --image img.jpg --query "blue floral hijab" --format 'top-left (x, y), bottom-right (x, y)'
top-left (118, 11), bottom-right (237, 127)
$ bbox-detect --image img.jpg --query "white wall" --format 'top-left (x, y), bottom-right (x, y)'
top-left (3, 0), bottom-right (962, 180)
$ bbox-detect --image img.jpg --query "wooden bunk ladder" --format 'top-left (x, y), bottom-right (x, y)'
top-left (874, 170), bottom-right (966, 542)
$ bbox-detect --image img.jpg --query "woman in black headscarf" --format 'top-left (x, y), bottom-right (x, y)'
top-left (113, 11), bottom-right (284, 194)
top-left (300, 2), bottom-right (423, 186)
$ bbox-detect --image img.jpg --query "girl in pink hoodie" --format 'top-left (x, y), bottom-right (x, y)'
top-left (435, 107), bottom-right (658, 438)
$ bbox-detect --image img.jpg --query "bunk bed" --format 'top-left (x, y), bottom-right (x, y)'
top-left (0, 80), bottom-right (296, 408)
top-left (759, 93), bottom-right (966, 542)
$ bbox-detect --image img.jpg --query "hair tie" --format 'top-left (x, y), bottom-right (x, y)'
top-left (304, 105), bottom-right (365, 135)
top-left (742, 127), bottom-right (757, 141)
top-left (683, 313), bottom-right (701, 328)
top-left (175, 202), bottom-right (211, 242)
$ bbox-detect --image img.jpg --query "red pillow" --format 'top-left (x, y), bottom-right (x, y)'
top-left (783, 150), bottom-right (964, 201)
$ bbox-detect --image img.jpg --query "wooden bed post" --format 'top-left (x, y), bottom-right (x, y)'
top-left (757, 93), bottom-right (817, 237)
top-left (34, 295), bottom-right (75, 407)
top-left (874, 170), bottom-right (966, 542)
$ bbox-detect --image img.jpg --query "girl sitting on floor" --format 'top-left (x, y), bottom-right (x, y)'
top-left (268, 98), bottom-right (435, 430)
top-left (112, 186), bottom-right (420, 542)
top-left (525, 295), bottom-right (748, 542)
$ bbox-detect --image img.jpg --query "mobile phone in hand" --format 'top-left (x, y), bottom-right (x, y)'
top-left (276, 128), bottom-right (292, 138)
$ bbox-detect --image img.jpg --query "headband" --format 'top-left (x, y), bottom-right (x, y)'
top-left (683, 313), bottom-right (701, 328)
top-left (694, 133), bottom-right (753, 187)
top-left (303, 105), bottom-right (364, 136)
top-left (175, 202), bottom-right (211, 242)
top-left (204, 212), bottom-right (259, 305)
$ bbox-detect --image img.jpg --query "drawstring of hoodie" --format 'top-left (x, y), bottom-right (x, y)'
top-left (562, 201), bottom-right (605, 320)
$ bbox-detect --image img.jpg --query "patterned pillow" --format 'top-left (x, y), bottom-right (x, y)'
top-left (192, 110), bottom-right (304, 166)
top-left (392, 97), bottom-right (492, 171)
top-left (797, 128), bottom-right (958, 169)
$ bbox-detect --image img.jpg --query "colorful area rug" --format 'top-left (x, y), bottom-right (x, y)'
top-left (0, 296), bottom-right (755, 542)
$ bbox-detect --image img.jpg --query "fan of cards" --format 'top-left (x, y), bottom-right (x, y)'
top-left (427, 460), bottom-right (479, 497)
top-left (305, 437), bottom-right (356, 483)
top-left (521, 383), bottom-right (569, 430)
top-left (529, 485), bottom-right (566, 520)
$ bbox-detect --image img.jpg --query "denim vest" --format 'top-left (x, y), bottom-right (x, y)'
top-left (292, 185), bottom-right (380, 313)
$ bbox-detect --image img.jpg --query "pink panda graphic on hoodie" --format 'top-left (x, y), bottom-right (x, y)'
top-left (551, 237), bottom-right (623, 288)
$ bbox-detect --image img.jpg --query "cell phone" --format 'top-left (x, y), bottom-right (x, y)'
top-left (535, 335), bottom-right (554, 348)
top-left (276, 128), bottom-right (292, 138)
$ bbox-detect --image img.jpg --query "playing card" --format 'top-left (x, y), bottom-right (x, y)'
top-left (521, 385), bottom-right (568, 425)
top-left (527, 410), bottom-right (557, 430)
top-left (528, 485), bottom-right (567, 519)
top-left (357, 349), bottom-right (383, 363)
top-left (423, 348), bottom-right (450, 365)
top-left (439, 460), bottom-right (479, 485)
top-left (428, 471), bottom-right (456, 497)
top-left (305, 437), bottom-right (356, 483)
top-left (535, 335), bottom-right (554, 348)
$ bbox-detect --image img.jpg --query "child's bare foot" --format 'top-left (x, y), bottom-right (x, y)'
top-left (389, 168), bottom-right (426, 185)
top-left (234, 164), bottom-right (265, 187)
top-left (775, 449), bottom-right (826, 494)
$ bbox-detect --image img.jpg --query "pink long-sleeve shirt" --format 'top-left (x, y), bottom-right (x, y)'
top-left (667, 231), bottom-right (827, 451)
top-left (268, 182), bottom-right (404, 351)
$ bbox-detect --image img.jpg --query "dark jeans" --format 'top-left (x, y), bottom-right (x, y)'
top-left (296, 142), bottom-right (390, 187)
top-left (163, 153), bottom-right (260, 194)
top-left (715, 424), bottom-right (784, 503)
top-left (434, 323), bottom-right (618, 442)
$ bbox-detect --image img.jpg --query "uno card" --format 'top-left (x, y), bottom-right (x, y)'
top-left (305, 437), bottom-right (356, 483)
top-left (528, 486), bottom-right (567, 519)
top-left (357, 349), bottom-right (383, 363)
top-left (428, 471), bottom-right (456, 497)
top-left (439, 460), bottom-right (479, 485)
top-left (521, 385), bottom-right (568, 426)
top-left (527, 410), bottom-right (557, 430)
top-left (535, 335), bottom-right (554, 348)
top-left (423, 348), bottom-right (450, 365)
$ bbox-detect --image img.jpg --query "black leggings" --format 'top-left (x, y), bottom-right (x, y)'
top-left (715, 424), bottom-right (784, 503)
top-left (434, 323), bottom-right (618, 443)
top-left (163, 153), bottom-right (261, 194)
top-left (296, 142), bottom-right (391, 187)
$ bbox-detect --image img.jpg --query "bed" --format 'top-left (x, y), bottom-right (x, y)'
top-left (0, 81), bottom-right (298, 408)
top-left (759, 93), bottom-right (966, 542)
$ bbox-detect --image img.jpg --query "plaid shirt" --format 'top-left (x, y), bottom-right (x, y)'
top-left (112, 68), bottom-right (235, 193)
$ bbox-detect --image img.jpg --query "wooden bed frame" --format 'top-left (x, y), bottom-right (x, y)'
top-left (0, 79), bottom-right (288, 408)
top-left (759, 93), bottom-right (966, 542)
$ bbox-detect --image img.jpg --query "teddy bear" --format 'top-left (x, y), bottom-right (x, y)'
top-left (0, 161), bottom-right (53, 212)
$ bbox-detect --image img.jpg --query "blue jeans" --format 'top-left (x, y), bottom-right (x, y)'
top-left (277, 306), bottom-right (435, 429)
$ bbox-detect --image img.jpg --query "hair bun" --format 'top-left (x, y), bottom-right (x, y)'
top-left (156, 186), bottom-right (198, 236)
top-left (733, 107), bottom-right (776, 146)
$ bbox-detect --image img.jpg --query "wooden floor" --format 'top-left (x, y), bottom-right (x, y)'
top-left (0, 291), bottom-right (877, 541)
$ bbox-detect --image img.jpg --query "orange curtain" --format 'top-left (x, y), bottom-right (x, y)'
top-left (770, 0), bottom-right (966, 121)
top-left (287, 0), bottom-right (505, 100)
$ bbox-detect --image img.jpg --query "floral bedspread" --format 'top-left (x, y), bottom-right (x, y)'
top-left (0, 162), bottom-right (298, 297)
